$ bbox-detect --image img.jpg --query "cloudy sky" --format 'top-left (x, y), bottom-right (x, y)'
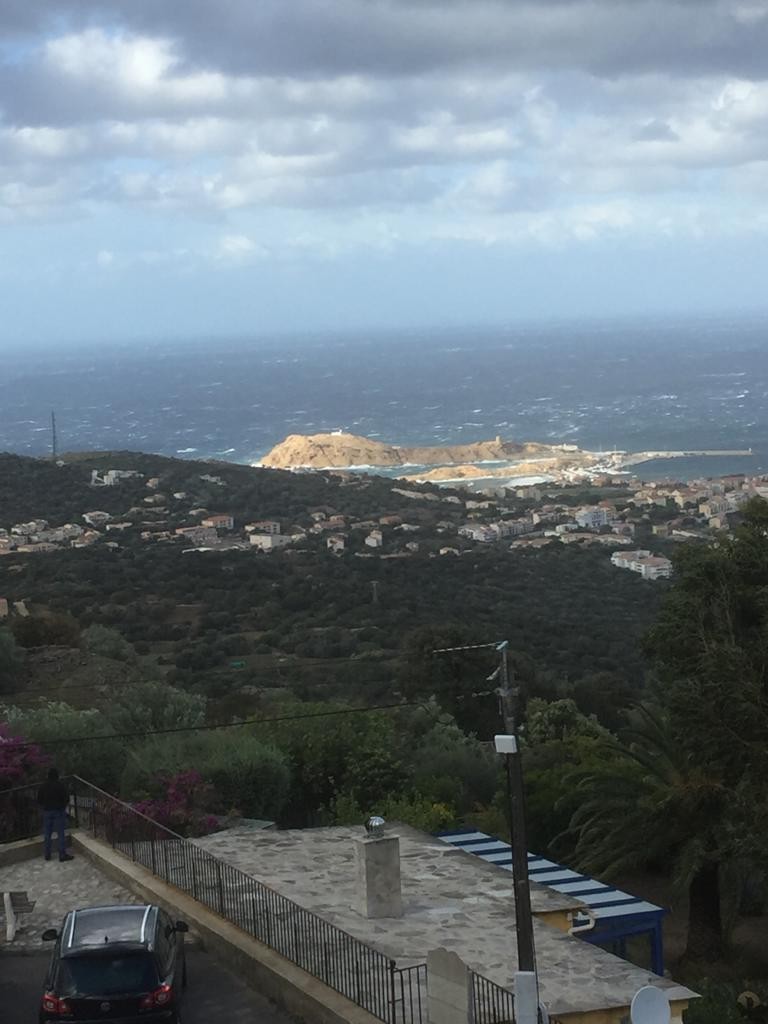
top-left (3, 0), bottom-right (768, 343)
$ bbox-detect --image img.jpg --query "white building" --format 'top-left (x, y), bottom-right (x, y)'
top-left (365, 529), bottom-right (383, 549)
top-left (12, 520), bottom-right (48, 536)
top-left (611, 549), bottom-right (672, 580)
top-left (611, 549), bottom-right (651, 568)
top-left (201, 514), bottom-right (235, 530)
top-left (634, 556), bottom-right (673, 580)
top-left (458, 524), bottom-right (495, 543)
top-left (245, 520), bottom-right (281, 535)
top-left (91, 469), bottom-right (143, 487)
top-left (575, 506), bottom-right (613, 529)
top-left (83, 511), bottom-right (112, 527)
top-left (327, 535), bottom-right (346, 554)
top-left (250, 533), bottom-right (293, 552)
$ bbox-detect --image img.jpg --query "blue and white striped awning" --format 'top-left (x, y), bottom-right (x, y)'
top-left (437, 829), bottom-right (663, 923)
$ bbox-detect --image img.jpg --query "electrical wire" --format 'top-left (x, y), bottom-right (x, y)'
top-left (1, 700), bottom-right (425, 750)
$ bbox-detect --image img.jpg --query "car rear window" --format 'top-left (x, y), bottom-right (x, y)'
top-left (56, 953), bottom-right (159, 996)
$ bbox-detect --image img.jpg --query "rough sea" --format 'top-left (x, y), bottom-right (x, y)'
top-left (2, 314), bottom-right (767, 481)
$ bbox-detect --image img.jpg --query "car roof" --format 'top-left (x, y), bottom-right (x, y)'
top-left (60, 905), bottom-right (160, 956)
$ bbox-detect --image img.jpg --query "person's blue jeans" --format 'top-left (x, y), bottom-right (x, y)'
top-left (43, 809), bottom-right (67, 860)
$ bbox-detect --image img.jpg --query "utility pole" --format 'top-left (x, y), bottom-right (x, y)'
top-left (51, 410), bottom-right (58, 461)
top-left (371, 580), bottom-right (379, 604)
top-left (495, 641), bottom-right (537, 974)
top-left (432, 640), bottom-right (539, 1022)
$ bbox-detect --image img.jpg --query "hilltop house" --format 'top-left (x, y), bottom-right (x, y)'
top-left (201, 514), bottom-right (235, 530)
top-left (246, 520), bottom-right (281, 535)
top-left (250, 533), bottom-right (294, 552)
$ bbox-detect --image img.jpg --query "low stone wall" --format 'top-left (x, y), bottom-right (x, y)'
top-left (0, 836), bottom-right (46, 867)
top-left (73, 832), bottom-right (382, 1024)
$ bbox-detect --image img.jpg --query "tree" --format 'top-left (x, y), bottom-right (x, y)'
top-left (0, 628), bottom-right (23, 693)
top-left (565, 703), bottom-right (739, 961)
top-left (122, 732), bottom-right (290, 821)
top-left (265, 702), bottom-right (409, 825)
top-left (82, 624), bottom-right (137, 663)
top-left (400, 625), bottom-right (537, 739)
top-left (525, 698), bottom-right (606, 745)
top-left (1, 701), bottom-right (123, 791)
top-left (106, 681), bottom-right (206, 735)
top-left (565, 498), bottom-right (768, 962)
top-left (11, 612), bottom-right (81, 649)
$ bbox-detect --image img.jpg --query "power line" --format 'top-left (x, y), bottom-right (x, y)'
top-left (0, 701), bottom-right (423, 751)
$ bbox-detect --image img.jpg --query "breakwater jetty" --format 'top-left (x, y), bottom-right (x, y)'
top-left (618, 449), bottom-right (753, 468)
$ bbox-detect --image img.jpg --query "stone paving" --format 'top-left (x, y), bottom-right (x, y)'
top-left (0, 853), bottom-right (139, 950)
top-left (196, 823), bottom-right (697, 1020)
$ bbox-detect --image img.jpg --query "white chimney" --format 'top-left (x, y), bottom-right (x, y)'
top-left (353, 823), bottom-right (403, 919)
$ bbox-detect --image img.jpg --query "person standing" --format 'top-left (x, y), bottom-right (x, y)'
top-left (36, 769), bottom-right (73, 862)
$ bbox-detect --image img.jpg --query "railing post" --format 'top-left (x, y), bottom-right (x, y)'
top-left (191, 853), bottom-right (199, 900)
top-left (389, 960), bottom-right (398, 1024)
top-left (216, 859), bottom-right (225, 914)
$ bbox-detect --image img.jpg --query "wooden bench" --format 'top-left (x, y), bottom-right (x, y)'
top-left (2, 890), bottom-right (36, 942)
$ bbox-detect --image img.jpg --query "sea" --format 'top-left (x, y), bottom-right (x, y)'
top-left (2, 314), bottom-right (767, 482)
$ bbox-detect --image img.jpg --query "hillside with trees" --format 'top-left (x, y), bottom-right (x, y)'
top-left (5, 452), bottom-right (768, 1020)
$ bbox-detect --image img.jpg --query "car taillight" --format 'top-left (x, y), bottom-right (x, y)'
top-left (41, 994), bottom-right (73, 1015)
top-left (139, 984), bottom-right (173, 1009)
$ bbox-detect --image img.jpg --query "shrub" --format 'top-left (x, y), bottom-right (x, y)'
top-left (121, 731), bottom-right (290, 821)
top-left (134, 770), bottom-right (219, 837)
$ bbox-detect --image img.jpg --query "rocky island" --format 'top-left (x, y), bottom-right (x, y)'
top-left (257, 431), bottom-right (555, 469)
top-left (257, 432), bottom-right (754, 485)
top-left (256, 431), bottom-right (599, 483)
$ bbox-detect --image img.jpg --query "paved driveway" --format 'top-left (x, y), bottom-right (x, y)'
top-left (1, 949), bottom-right (291, 1024)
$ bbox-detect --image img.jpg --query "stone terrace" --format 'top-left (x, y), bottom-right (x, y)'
top-left (196, 824), bottom-right (696, 1021)
top-left (1, 855), bottom-right (138, 950)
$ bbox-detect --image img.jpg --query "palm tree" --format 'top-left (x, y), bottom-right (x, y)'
top-left (563, 703), bottom-right (739, 962)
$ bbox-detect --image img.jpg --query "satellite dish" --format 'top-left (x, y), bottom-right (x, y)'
top-left (630, 986), bottom-right (670, 1024)
top-left (738, 991), bottom-right (762, 1010)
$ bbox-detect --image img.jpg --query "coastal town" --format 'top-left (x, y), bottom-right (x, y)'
top-left (2, 455), bottom-right (766, 589)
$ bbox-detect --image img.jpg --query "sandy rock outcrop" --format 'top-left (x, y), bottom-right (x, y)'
top-left (258, 432), bottom-right (554, 470)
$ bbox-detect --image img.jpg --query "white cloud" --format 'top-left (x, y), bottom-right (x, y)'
top-left (1, 4), bottom-right (768, 253)
top-left (215, 233), bottom-right (265, 262)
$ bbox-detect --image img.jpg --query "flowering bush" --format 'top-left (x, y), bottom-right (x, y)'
top-left (0, 723), bottom-right (51, 842)
top-left (133, 770), bottom-right (220, 837)
top-left (0, 723), bottom-right (49, 787)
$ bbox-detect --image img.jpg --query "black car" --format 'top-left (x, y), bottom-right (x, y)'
top-left (40, 904), bottom-right (188, 1023)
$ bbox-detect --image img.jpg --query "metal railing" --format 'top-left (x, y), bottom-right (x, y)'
top-left (471, 970), bottom-right (516, 1024)
top-left (471, 972), bottom-right (564, 1024)
top-left (0, 776), bottom-right (425, 1024)
top-left (393, 963), bottom-right (426, 1024)
top-left (0, 781), bottom-right (42, 843)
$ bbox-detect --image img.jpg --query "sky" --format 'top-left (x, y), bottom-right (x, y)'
top-left (3, 0), bottom-right (768, 344)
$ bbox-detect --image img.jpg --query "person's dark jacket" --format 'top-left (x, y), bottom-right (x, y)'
top-left (37, 779), bottom-right (69, 812)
